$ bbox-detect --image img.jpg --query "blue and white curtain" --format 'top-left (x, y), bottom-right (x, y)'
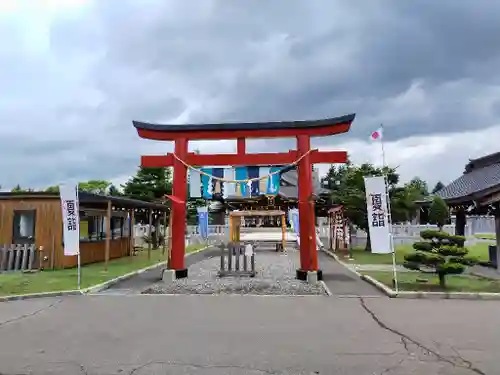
top-left (188, 166), bottom-right (282, 199)
top-left (288, 208), bottom-right (300, 235)
top-left (197, 206), bottom-right (209, 240)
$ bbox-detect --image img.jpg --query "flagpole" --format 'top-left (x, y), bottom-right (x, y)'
top-left (379, 124), bottom-right (398, 293)
top-left (76, 186), bottom-right (81, 290)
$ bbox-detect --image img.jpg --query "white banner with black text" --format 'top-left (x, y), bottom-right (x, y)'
top-left (60, 184), bottom-right (80, 256)
top-left (364, 176), bottom-right (391, 254)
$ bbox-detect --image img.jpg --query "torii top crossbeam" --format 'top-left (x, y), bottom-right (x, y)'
top-left (133, 113), bottom-right (355, 141)
top-left (133, 113), bottom-right (355, 281)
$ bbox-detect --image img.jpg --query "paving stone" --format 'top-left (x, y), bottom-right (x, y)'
top-left (143, 249), bottom-right (327, 296)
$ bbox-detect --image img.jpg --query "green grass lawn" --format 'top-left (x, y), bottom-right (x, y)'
top-left (474, 233), bottom-right (496, 240)
top-left (363, 270), bottom-right (500, 293)
top-left (343, 242), bottom-right (491, 265)
top-left (0, 244), bottom-right (206, 297)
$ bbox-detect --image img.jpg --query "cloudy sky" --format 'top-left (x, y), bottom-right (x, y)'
top-left (2, 0), bottom-right (500, 191)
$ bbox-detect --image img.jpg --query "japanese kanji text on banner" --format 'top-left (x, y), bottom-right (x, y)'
top-left (364, 176), bottom-right (391, 254)
top-left (60, 184), bottom-right (80, 256)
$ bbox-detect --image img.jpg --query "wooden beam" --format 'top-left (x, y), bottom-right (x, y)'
top-left (230, 210), bottom-right (285, 217)
top-left (141, 150), bottom-right (347, 168)
top-left (480, 191), bottom-right (500, 206)
top-left (104, 200), bottom-right (111, 271)
top-left (310, 151), bottom-right (348, 164)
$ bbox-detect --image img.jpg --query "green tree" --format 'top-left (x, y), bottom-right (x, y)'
top-left (403, 230), bottom-right (475, 288)
top-left (108, 184), bottom-right (122, 196)
top-left (122, 167), bottom-right (173, 248)
top-left (45, 185), bottom-right (59, 193)
top-left (11, 184), bottom-right (24, 192)
top-left (11, 184), bottom-right (34, 192)
top-left (390, 177), bottom-right (430, 223)
top-left (431, 181), bottom-right (445, 194)
top-left (122, 167), bottom-right (172, 201)
top-left (45, 182), bottom-right (119, 195)
top-left (323, 160), bottom-right (428, 251)
top-left (406, 177), bottom-right (429, 197)
top-left (325, 162), bottom-right (400, 251)
top-left (78, 180), bottom-right (112, 194)
top-left (390, 186), bottom-right (418, 223)
top-left (428, 195), bottom-right (449, 229)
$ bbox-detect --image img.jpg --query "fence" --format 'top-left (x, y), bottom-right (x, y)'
top-left (451, 215), bottom-right (495, 235)
top-left (133, 224), bottom-right (227, 248)
top-left (133, 218), bottom-right (496, 250)
top-left (0, 244), bottom-right (38, 272)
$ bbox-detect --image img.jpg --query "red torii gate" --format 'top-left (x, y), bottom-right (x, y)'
top-left (133, 113), bottom-right (355, 280)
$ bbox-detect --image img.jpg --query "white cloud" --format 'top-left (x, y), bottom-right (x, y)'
top-left (316, 123), bottom-right (500, 187)
top-left (2, 0), bottom-right (500, 191)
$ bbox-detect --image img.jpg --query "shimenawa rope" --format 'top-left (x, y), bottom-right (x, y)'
top-left (171, 148), bottom-right (316, 184)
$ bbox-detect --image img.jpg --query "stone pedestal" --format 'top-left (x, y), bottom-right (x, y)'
top-left (296, 269), bottom-right (323, 283)
top-left (161, 268), bottom-right (187, 284)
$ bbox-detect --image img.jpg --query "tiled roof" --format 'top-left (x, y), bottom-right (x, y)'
top-left (436, 161), bottom-right (500, 202)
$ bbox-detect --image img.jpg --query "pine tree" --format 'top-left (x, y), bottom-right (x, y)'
top-left (428, 196), bottom-right (449, 230)
top-left (108, 184), bottom-right (122, 196)
top-left (431, 181), bottom-right (445, 194)
top-left (122, 167), bottom-right (173, 201)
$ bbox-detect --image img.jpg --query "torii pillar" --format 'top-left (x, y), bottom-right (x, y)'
top-left (133, 114), bottom-right (355, 280)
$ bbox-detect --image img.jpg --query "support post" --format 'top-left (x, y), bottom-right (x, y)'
top-left (162, 210), bottom-right (167, 255)
top-left (455, 207), bottom-right (466, 243)
top-left (171, 138), bottom-right (189, 278)
top-left (495, 213), bottom-right (500, 273)
top-left (148, 209), bottom-right (152, 260)
top-left (167, 209), bottom-right (173, 269)
top-left (129, 209), bottom-right (135, 256)
top-left (229, 215), bottom-right (234, 242)
top-left (237, 138), bottom-right (246, 155)
top-left (281, 214), bottom-right (286, 250)
top-left (296, 135), bottom-right (321, 281)
top-left (104, 200), bottom-right (111, 271)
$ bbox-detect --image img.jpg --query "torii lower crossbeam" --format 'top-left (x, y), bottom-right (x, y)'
top-left (133, 113), bottom-right (355, 280)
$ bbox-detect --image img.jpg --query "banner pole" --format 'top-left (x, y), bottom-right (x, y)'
top-left (380, 124), bottom-right (398, 293)
top-left (76, 186), bottom-right (81, 290)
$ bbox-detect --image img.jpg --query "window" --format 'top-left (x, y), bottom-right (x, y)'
top-left (13, 210), bottom-right (36, 242)
top-left (111, 217), bottom-right (124, 239)
top-left (79, 213), bottom-right (105, 241)
top-left (79, 211), bottom-right (129, 241)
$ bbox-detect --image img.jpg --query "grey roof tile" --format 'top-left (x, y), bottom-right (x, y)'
top-left (436, 162), bottom-right (500, 200)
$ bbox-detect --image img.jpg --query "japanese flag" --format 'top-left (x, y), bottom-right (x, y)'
top-left (370, 127), bottom-right (383, 141)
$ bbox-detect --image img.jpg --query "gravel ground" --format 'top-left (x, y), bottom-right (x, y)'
top-left (143, 248), bottom-right (327, 295)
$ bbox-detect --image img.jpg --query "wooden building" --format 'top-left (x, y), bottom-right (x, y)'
top-left (0, 191), bottom-right (168, 269)
top-left (421, 152), bottom-right (500, 269)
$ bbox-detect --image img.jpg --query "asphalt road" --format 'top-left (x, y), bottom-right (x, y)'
top-left (1, 294), bottom-right (498, 374)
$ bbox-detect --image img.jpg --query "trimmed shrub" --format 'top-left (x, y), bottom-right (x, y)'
top-left (403, 230), bottom-right (476, 288)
